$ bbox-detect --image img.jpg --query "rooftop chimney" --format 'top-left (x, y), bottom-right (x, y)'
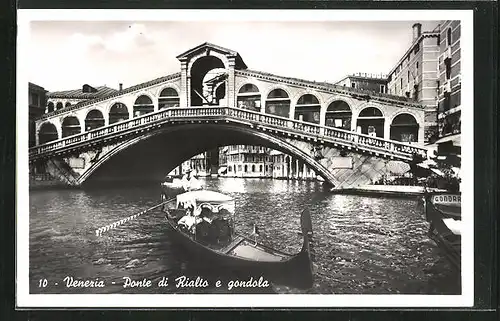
top-left (412, 23), bottom-right (422, 42)
top-left (119, 83), bottom-right (123, 92)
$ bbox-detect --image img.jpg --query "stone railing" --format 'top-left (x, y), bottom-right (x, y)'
top-left (29, 106), bottom-right (427, 161)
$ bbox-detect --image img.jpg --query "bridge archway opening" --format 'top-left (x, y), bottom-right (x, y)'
top-left (265, 89), bottom-right (290, 118)
top-left (109, 103), bottom-right (129, 124)
top-left (85, 109), bottom-right (105, 131)
top-left (38, 122), bottom-right (58, 144)
top-left (65, 102), bottom-right (72, 108)
top-left (158, 88), bottom-right (180, 109)
top-left (237, 84), bottom-right (261, 112)
top-left (356, 107), bottom-right (384, 138)
top-left (190, 56), bottom-right (226, 106)
top-left (47, 102), bottom-right (55, 113)
top-left (325, 101), bottom-right (352, 130)
top-left (82, 124), bottom-right (334, 187)
top-left (61, 116), bottom-right (81, 138)
top-left (294, 94), bottom-right (320, 124)
top-left (390, 113), bottom-right (419, 143)
top-left (133, 95), bottom-right (154, 117)
top-left (56, 102), bottom-right (63, 110)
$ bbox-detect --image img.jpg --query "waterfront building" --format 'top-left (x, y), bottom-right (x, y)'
top-left (29, 83), bottom-right (48, 147)
top-left (335, 73), bottom-right (388, 94)
top-left (168, 153), bottom-right (211, 177)
top-left (432, 20), bottom-right (461, 162)
top-left (219, 145), bottom-right (273, 178)
top-left (45, 84), bottom-right (118, 114)
top-left (386, 23), bottom-right (441, 143)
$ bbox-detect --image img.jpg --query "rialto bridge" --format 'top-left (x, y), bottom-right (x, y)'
top-left (30, 43), bottom-right (427, 189)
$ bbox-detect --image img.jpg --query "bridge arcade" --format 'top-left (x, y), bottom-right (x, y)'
top-left (35, 43), bottom-right (425, 147)
top-left (31, 43), bottom-right (428, 188)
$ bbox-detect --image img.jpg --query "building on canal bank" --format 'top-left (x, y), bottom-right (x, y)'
top-left (29, 83), bottom-right (48, 148)
top-left (218, 145), bottom-right (273, 178)
top-left (386, 23), bottom-right (441, 143)
top-left (428, 20), bottom-right (461, 166)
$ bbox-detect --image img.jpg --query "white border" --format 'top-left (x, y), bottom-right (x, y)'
top-left (17, 9), bottom-right (474, 308)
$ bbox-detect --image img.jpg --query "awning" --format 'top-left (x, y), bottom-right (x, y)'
top-left (433, 133), bottom-right (461, 146)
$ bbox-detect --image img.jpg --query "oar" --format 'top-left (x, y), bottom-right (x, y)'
top-left (95, 198), bottom-right (175, 237)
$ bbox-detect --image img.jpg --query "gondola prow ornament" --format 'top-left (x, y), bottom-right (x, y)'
top-left (251, 223), bottom-right (260, 246)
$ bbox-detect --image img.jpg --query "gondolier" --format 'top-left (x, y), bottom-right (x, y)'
top-left (181, 169), bottom-right (202, 192)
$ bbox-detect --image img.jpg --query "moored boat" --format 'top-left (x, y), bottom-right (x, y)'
top-left (161, 190), bottom-right (314, 289)
top-left (423, 191), bottom-right (461, 268)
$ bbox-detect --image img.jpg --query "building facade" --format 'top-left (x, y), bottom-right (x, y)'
top-left (433, 20), bottom-right (461, 159)
top-left (437, 20), bottom-right (461, 139)
top-left (29, 83), bottom-right (47, 147)
top-left (335, 73), bottom-right (388, 94)
top-left (219, 145), bottom-right (273, 178)
top-left (386, 23), bottom-right (441, 142)
top-left (46, 84), bottom-right (118, 114)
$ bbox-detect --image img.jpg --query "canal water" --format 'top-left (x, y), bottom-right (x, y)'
top-left (29, 178), bottom-right (460, 295)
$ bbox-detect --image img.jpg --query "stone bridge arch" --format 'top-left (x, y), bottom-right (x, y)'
top-left (74, 124), bottom-right (337, 186)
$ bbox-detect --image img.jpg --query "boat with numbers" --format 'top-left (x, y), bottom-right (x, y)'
top-left (160, 189), bottom-right (314, 289)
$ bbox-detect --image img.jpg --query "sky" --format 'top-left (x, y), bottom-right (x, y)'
top-left (27, 20), bottom-right (439, 92)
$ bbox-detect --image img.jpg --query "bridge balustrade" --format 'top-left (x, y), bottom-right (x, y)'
top-left (31, 106), bottom-right (427, 160)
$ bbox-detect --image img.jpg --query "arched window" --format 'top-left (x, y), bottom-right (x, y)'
top-left (259, 164), bottom-right (263, 172)
top-left (244, 165), bottom-right (248, 173)
top-left (265, 89), bottom-right (290, 118)
top-left (85, 109), bottom-right (105, 131)
top-left (56, 102), bottom-right (63, 110)
top-left (447, 27), bottom-right (452, 46)
top-left (251, 164), bottom-right (255, 172)
top-left (61, 116), bottom-right (81, 138)
top-left (294, 94), bottom-right (321, 124)
top-left (38, 122), bottom-right (58, 144)
top-left (133, 95), bottom-right (154, 117)
top-left (65, 102), bottom-right (72, 108)
top-left (390, 113), bottom-right (419, 143)
top-left (356, 107), bottom-right (385, 138)
top-left (109, 103), bottom-right (129, 124)
top-left (237, 84), bottom-right (261, 112)
top-left (325, 101), bottom-right (352, 130)
top-left (47, 102), bottom-right (54, 113)
top-left (158, 87), bottom-right (180, 109)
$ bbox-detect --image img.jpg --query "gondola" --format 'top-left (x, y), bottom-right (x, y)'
top-left (160, 190), bottom-right (314, 289)
top-left (423, 191), bottom-right (461, 269)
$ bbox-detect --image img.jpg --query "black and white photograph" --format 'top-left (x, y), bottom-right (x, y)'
top-left (17, 9), bottom-right (473, 308)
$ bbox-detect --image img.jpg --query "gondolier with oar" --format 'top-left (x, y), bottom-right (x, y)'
top-left (181, 169), bottom-right (202, 192)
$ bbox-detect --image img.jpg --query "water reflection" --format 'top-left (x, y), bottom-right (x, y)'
top-left (29, 178), bottom-right (460, 294)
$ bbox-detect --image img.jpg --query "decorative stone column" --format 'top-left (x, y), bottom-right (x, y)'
top-left (179, 59), bottom-right (188, 108)
top-left (227, 57), bottom-right (236, 108)
top-left (384, 119), bottom-right (391, 140)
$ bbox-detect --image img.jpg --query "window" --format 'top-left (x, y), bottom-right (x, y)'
top-left (447, 28), bottom-right (452, 46)
top-left (414, 43), bottom-right (420, 54)
top-left (400, 78), bottom-right (403, 88)
top-left (407, 70), bottom-right (410, 81)
top-left (379, 85), bottom-right (386, 93)
top-left (30, 93), bottom-right (39, 106)
top-left (416, 62), bottom-right (419, 69)
top-left (351, 82), bottom-right (356, 88)
top-left (445, 58), bottom-right (451, 80)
